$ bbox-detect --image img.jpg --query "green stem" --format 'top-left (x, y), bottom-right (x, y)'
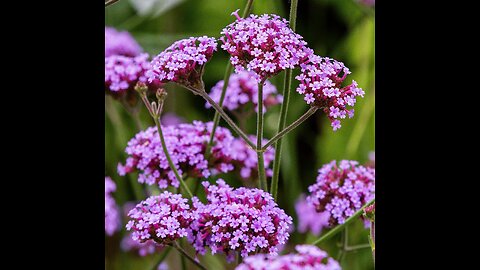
top-left (269, 0), bottom-right (299, 200)
top-left (199, 90), bottom-right (256, 150)
top-left (256, 81), bottom-right (268, 191)
top-left (139, 94), bottom-right (193, 198)
top-left (205, 0), bottom-right (255, 157)
top-left (150, 247), bottom-right (171, 270)
top-left (171, 241), bottom-right (208, 270)
top-left (153, 116), bottom-right (193, 198)
top-left (344, 243), bottom-right (371, 252)
top-left (311, 198), bottom-right (375, 245)
top-left (262, 106), bottom-right (318, 151)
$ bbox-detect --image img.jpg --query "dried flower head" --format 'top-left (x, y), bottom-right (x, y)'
top-left (306, 160), bottom-right (375, 226)
top-left (118, 121), bottom-right (235, 189)
top-left (147, 36), bottom-right (218, 91)
top-left (105, 26), bottom-right (143, 57)
top-left (236, 244), bottom-right (341, 270)
top-left (220, 11), bottom-right (313, 82)
top-left (105, 177), bottom-right (120, 236)
top-left (126, 191), bottom-right (193, 246)
top-left (206, 71), bottom-right (282, 113)
top-left (189, 179), bottom-right (293, 261)
top-left (296, 56), bottom-right (364, 131)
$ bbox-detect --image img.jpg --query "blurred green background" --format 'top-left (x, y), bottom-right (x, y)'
top-left (105, 0), bottom-right (374, 269)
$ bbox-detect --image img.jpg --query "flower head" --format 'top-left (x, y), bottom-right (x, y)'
top-left (105, 26), bottom-right (143, 57)
top-left (121, 232), bottom-right (164, 256)
top-left (236, 244), bottom-right (341, 270)
top-left (206, 71), bottom-right (282, 113)
top-left (118, 121), bottom-right (235, 189)
top-left (220, 12), bottom-right (312, 82)
top-left (306, 160), bottom-right (375, 226)
top-left (296, 56), bottom-right (364, 131)
top-left (126, 191), bottom-right (193, 246)
top-left (363, 202), bottom-right (375, 222)
top-left (105, 53), bottom-right (152, 94)
top-left (189, 179), bottom-right (292, 261)
top-left (230, 136), bottom-right (275, 181)
top-left (105, 177), bottom-right (120, 235)
top-left (147, 37), bottom-right (218, 91)
top-left (295, 195), bottom-right (329, 236)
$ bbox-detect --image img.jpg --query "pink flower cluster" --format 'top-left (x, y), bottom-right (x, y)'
top-left (295, 56), bottom-right (365, 131)
top-left (126, 191), bottom-right (193, 246)
top-left (105, 26), bottom-right (143, 57)
top-left (105, 177), bottom-right (120, 236)
top-left (294, 195), bottom-right (330, 236)
top-left (230, 136), bottom-right (275, 181)
top-left (236, 245), bottom-right (341, 270)
top-left (206, 71), bottom-right (282, 113)
top-left (307, 160), bottom-right (375, 226)
top-left (118, 121), bottom-right (235, 189)
top-left (220, 11), bottom-right (313, 82)
top-left (121, 232), bottom-right (164, 256)
top-left (147, 36), bottom-right (218, 88)
top-left (188, 179), bottom-right (293, 261)
top-left (105, 53), bottom-right (151, 93)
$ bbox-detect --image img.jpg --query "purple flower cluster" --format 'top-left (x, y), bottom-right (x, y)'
top-left (307, 160), bottom-right (375, 226)
top-left (189, 179), bottom-right (292, 261)
top-left (105, 177), bottom-right (120, 236)
top-left (121, 232), bottom-right (164, 256)
top-left (296, 56), bottom-right (365, 131)
top-left (105, 53), bottom-right (151, 93)
top-left (118, 121), bottom-right (235, 189)
top-left (294, 195), bottom-right (329, 236)
top-left (230, 136), bottom-right (275, 181)
top-left (147, 36), bottom-right (217, 89)
top-left (206, 71), bottom-right (282, 113)
top-left (236, 245), bottom-right (341, 270)
top-left (220, 11), bottom-right (312, 82)
top-left (105, 27), bottom-right (143, 57)
top-left (126, 191), bottom-right (193, 246)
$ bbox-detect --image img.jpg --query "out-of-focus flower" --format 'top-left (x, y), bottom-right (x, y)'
top-left (230, 136), bottom-right (275, 182)
top-left (294, 194), bottom-right (329, 236)
top-left (105, 26), bottom-right (143, 57)
top-left (105, 177), bottom-right (120, 236)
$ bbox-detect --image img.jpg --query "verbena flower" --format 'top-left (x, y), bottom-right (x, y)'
top-left (295, 56), bottom-right (364, 131)
top-left (147, 36), bottom-right (218, 91)
top-left (189, 179), bottom-right (292, 261)
top-left (126, 191), bottom-right (193, 246)
top-left (206, 71), bottom-right (282, 113)
top-left (220, 11), bottom-right (313, 82)
top-left (236, 244), bottom-right (341, 270)
top-left (306, 160), bottom-right (375, 226)
top-left (294, 195), bottom-right (329, 236)
top-left (105, 26), bottom-right (143, 57)
top-left (121, 232), bottom-right (164, 256)
top-left (231, 136), bottom-right (275, 181)
top-left (105, 53), bottom-right (151, 94)
top-left (118, 121), bottom-right (235, 189)
top-left (161, 112), bottom-right (185, 127)
top-left (363, 202), bottom-right (375, 222)
top-left (105, 177), bottom-right (120, 236)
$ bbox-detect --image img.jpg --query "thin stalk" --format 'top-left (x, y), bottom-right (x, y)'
top-left (205, 0), bottom-right (255, 156)
top-left (150, 247), bottom-right (171, 270)
top-left (139, 94), bottom-right (193, 198)
top-left (153, 116), bottom-right (193, 198)
top-left (262, 106), bottom-right (318, 151)
top-left (171, 241), bottom-right (208, 270)
top-left (369, 221), bottom-right (375, 263)
top-left (269, 0), bottom-right (299, 200)
top-left (199, 91), bottom-right (256, 150)
top-left (344, 243), bottom-right (371, 252)
top-left (105, 0), bottom-right (120, 8)
top-left (311, 198), bottom-right (375, 246)
top-left (256, 81), bottom-right (268, 191)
